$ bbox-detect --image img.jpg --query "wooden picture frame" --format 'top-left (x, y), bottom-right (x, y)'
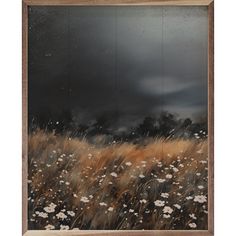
top-left (22, 0), bottom-right (214, 235)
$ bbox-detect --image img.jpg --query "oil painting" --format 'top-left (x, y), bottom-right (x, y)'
top-left (27, 5), bottom-right (209, 231)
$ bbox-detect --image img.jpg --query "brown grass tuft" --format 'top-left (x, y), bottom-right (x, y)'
top-left (28, 131), bottom-right (208, 230)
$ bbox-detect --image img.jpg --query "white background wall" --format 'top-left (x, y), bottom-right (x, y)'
top-left (0, 0), bottom-right (235, 234)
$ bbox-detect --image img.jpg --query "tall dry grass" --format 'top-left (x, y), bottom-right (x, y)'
top-left (28, 130), bottom-right (208, 230)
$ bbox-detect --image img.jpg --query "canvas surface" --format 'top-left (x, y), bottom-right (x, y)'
top-left (27, 6), bottom-right (208, 230)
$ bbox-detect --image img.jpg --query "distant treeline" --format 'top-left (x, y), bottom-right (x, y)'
top-left (29, 110), bottom-right (207, 141)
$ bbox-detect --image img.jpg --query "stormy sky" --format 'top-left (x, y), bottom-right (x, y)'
top-left (28, 6), bottom-right (208, 130)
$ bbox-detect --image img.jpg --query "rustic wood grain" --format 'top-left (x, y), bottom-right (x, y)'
top-left (22, 0), bottom-right (214, 235)
top-left (24, 230), bottom-right (213, 236)
top-left (22, 1), bottom-right (28, 235)
top-left (23, 0), bottom-right (213, 6)
top-left (207, 1), bottom-right (214, 235)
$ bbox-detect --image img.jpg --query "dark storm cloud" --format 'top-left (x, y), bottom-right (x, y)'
top-left (28, 6), bottom-right (208, 128)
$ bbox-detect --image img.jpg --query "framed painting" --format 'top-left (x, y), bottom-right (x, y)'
top-left (22, 0), bottom-right (214, 235)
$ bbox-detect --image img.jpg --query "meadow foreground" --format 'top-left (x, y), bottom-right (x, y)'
top-left (28, 131), bottom-right (208, 230)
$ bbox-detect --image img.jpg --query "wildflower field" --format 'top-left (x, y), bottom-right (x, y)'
top-left (28, 131), bottom-right (208, 230)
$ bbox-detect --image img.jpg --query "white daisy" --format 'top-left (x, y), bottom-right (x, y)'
top-left (56, 212), bottom-right (67, 220)
top-left (139, 174), bottom-right (145, 178)
top-left (110, 172), bottom-right (118, 178)
top-left (99, 202), bottom-right (107, 206)
top-left (166, 174), bottom-right (173, 179)
top-left (108, 207), bottom-right (114, 212)
top-left (36, 211), bottom-right (48, 218)
top-left (45, 224), bottom-right (55, 230)
top-left (200, 160), bottom-right (207, 164)
top-left (44, 206), bottom-right (55, 213)
top-left (140, 199), bottom-right (147, 204)
top-left (186, 196), bottom-right (193, 200)
top-left (189, 213), bottom-right (197, 219)
top-left (198, 185), bottom-right (204, 189)
top-left (154, 200), bottom-right (165, 207)
top-left (157, 178), bottom-right (166, 183)
top-left (67, 211), bottom-right (75, 217)
top-left (125, 162), bottom-right (132, 166)
top-left (174, 204), bottom-right (181, 209)
top-left (163, 206), bottom-right (173, 214)
top-left (60, 225), bottom-right (69, 230)
top-left (189, 223), bottom-right (197, 228)
top-left (80, 196), bottom-right (89, 203)
top-left (173, 167), bottom-right (179, 172)
top-left (161, 193), bottom-right (169, 198)
top-left (194, 195), bottom-right (207, 203)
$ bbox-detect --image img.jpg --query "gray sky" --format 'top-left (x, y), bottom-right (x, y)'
top-left (29, 6), bottom-right (208, 128)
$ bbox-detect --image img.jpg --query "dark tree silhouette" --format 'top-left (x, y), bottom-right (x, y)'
top-left (137, 116), bottom-right (158, 137)
top-left (29, 109), bottom-right (207, 141)
top-left (181, 118), bottom-right (192, 128)
top-left (87, 113), bottom-right (114, 136)
top-left (54, 109), bottom-right (73, 133)
top-left (157, 112), bottom-right (178, 137)
top-left (29, 109), bottom-right (73, 134)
